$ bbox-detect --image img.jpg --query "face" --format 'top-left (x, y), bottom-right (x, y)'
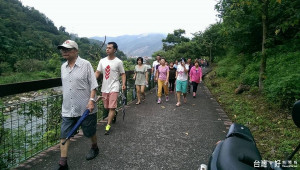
top-left (187, 59), bottom-right (191, 63)
top-left (170, 63), bottom-right (174, 67)
top-left (137, 59), bottom-right (142, 65)
top-left (175, 60), bottom-right (178, 64)
top-left (195, 62), bottom-right (199, 67)
top-left (160, 59), bottom-right (166, 65)
top-left (156, 56), bottom-right (161, 61)
top-left (60, 48), bottom-right (77, 60)
top-left (106, 44), bottom-right (116, 55)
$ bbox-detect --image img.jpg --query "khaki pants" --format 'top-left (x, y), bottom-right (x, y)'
top-left (157, 79), bottom-right (169, 97)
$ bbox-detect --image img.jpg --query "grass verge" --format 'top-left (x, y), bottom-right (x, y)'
top-left (204, 68), bottom-right (300, 162)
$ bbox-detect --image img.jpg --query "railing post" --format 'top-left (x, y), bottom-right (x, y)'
top-left (125, 74), bottom-right (128, 105)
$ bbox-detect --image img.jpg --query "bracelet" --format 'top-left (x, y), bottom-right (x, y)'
top-left (89, 98), bottom-right (96, 102)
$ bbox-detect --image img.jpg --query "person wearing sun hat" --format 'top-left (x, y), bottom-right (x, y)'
top-left (57, 40), bottom-right (99, 169)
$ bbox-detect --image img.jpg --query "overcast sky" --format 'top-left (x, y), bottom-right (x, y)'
top-left (20, 0), bottom-right (219, 38)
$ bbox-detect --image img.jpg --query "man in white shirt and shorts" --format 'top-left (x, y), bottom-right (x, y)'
top-left (95, 42), bottom-right (126, 135)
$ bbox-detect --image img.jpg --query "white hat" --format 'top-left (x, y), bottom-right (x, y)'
top-left (57, 40), bottom-right (78, 50)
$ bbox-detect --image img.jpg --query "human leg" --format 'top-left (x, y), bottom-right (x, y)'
top-left (104, 92), bottom-right (118, 135)
top-left (192, 81), bottom-right (198, 97)
top-left (157, 79), bottom-right (163, 103)
top-left (136, 85), bottom-right (141, 104)
top-left (58, 117), bottom-right (79, 168)
top-left (140, 85), bottom-right (146, 101)
top-left (176, 80), bottom-right (182, 106)
top-left (81, 114), bottom-right (99, 160)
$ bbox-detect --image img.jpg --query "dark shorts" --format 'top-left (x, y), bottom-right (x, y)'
top-left (60, 113), bottom-right (97, 139)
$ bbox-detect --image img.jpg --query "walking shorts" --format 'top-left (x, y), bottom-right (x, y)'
top-left (60, 113), bottom-right (97, 139)
top-left (176, 80), bottom-right (188, 93)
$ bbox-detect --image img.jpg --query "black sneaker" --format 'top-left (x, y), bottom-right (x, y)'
top-left (86, 148), bottom-right (99, 160)
top-left (57, 164), bottom-right (68, 170)
top-left (112, 111), bottom-right (118, 124)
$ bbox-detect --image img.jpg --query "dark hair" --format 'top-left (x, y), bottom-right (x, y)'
top-left (161, 57), bottom-right (166, 62)
top-left (194, 60), bottom-right (199, 64)
top-left (108, 42), bottom-right (118, 51)
top-left (136, 57), bottom-right (143, 64)
top-left (180, 58), bottom-right (186, 62)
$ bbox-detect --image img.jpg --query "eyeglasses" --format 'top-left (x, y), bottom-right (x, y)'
top-left (60, 48), bottom-right (74, 52)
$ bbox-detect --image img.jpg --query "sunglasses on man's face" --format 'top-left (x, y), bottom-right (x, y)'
top-left (60, 48), bottom-right (74, 52)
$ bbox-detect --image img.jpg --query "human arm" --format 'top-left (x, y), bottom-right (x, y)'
top-left (165, 67), bottom-right (169, 85)
top-left (87, 62), bottom-right (99, 112)
top-left (155, 67), bottom-right (159, 82)
top-left (145, 67), bottom-right (149, 84)
top-left (133, 72), bottom-right (136, 80)
top-left (189, 68), bottom-right (193, 83)
top-left (121, 73), bottom-right (126, 90)
top-left (182, 62), bottom-right (188, 73)
top-left (87, 89), bottom-right (97, 112)
top-left (95, 70), bottom-right (101, 80)
top-left (200, 67), bottom-right (203, 82)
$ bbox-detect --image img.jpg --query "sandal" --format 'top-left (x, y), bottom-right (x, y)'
top-left (176, 102), bottom-right (181, 107)
top-left (184, 97), bottom-right (187, 103)
top-left (136, 102), bottom-right (140, 105)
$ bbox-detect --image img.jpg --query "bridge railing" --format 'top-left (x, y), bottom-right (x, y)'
top-left (0, 69), bottom-right (154, 169)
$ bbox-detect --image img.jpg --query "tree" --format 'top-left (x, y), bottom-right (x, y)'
top-left (162, 29), bottom-right (190, 51)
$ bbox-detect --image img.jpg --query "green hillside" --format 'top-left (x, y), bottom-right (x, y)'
top-left (0, 0), bottom-right (126, 84)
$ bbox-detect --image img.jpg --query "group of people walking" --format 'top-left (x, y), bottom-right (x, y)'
top-left (56, 40), bottom-right (203, 170)
top-left (134, 55), bottom-right (203, 107)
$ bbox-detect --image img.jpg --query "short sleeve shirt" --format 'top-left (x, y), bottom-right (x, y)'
top-left (158, 65), bottom-right (169, 81)
top-left (134, 65), bottom-right (147, 85)
top-left (152, 60), bottom-right (160, 75)
top-left (96, 56), bottom-right (125, 93)
top-left (176, 64), bottom-right (189, 81)
top-left (61, 56), bottom-right (99, 117)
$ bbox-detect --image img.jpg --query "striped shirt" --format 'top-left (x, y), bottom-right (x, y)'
top-left (61, 56), bottom-right (98, 117)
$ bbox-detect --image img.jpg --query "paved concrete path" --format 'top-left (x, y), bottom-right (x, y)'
top-left (16, 68), bottom-right (232, 170)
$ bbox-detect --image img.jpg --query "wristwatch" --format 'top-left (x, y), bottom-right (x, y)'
top-left (89, 98), bottom-right (96, 102)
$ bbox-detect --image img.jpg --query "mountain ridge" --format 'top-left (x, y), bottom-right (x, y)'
top-left (91, 33), bottom-right (166, 57)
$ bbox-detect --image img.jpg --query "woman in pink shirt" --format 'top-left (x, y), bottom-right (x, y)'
top-left (155, 58), bottom-right (169, 104)
top-left (189, 60), bottom-right (202, 98)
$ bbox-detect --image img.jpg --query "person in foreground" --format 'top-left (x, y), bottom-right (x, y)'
top-left (95, 42), bottom-right (126, 135)
top-left (57, 40), bottom-right (99, 170)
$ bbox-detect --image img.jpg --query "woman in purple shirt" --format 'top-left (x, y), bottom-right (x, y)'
top-left (189, 60), bottom-right (202, 98)
top-left (155, 58), bottom-right (169, 104)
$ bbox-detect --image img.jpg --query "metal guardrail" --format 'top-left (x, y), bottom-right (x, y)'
top-left (0, 69), bottom-right (154, 169)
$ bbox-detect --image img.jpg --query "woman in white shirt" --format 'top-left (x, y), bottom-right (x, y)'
top-left (175, 58), bottom-right (189, 107)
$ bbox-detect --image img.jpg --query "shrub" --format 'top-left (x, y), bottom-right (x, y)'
top-left (241, 62), bottom-right (260, 86)
top-left (0, 62), bottom-right (13, 75)
top-left (14, 59), bottom-right (45, 72)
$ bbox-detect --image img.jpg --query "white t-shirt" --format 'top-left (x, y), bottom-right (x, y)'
top-left (152, 60), bottom-right (160, 75)
top-left (97, 57), bottom-right (125, 93)
top-left (176, 64), bottom-right (189, 81)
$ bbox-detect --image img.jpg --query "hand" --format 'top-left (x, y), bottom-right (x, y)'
top-left (122, 84), bottom-right (126, 90)
top-left (87, 100), bottom-right (95, 113)
top-left (189, 80), bottom-right (192, 83)
top-left (145, 80), bottom-right (148, 85)
top-left (133, 76), bottom-right (136, 80)
top-left (164, 81), bottom-right (168, 85)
